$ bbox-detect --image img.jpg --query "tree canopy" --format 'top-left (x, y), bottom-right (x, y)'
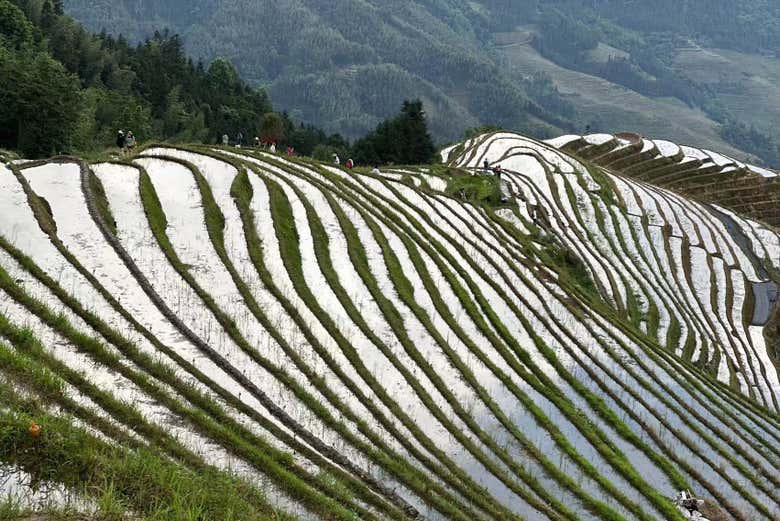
top-left (0, 0), bottom-right (343, 158)
top-left (353, 100), bottom-right (436, 166)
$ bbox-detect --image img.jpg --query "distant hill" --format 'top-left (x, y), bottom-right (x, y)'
top-left (62, 1), bottom-right (780, 166)
top-left (60, 0), bottom-right (533, 142)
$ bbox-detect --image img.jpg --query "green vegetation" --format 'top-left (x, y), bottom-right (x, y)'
top-left (61, 0), bottom-right (579, 143)
top-left (0, 0), bottom-right (349, 158)
top-left (445, 171), bottom-right (503, 207)
top-left (223, 158), bottom-right (511, 520)
top-left (0, 342), bottom-right (293, 521)
top-left (56, 0), bottom-right (780, 165)
top-left (352, 100), bottom-right (435, 166)
top-left (2, 129), bottom-right (780, 520)
top-left (1, 0), bottom-right (444, 167)
top-left (526, 2), bottom-right (780, 165)
top-left (721, 120), bottom-right (780, 168)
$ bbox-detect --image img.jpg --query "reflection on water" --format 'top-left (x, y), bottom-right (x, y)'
top-left (0, 465), bottom-right (94, 512)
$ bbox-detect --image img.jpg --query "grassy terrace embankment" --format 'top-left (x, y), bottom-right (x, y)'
top-left (0, 133), bottom-right (779, 520)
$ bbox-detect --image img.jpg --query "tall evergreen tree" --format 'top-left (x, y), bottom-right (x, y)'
top-left (0, 0), bottom-right (33, 49)
top-left (353, 99), bottom-right (436, 165)
top-left (0, 48), bottom-right (81, 156)
top-left (398, 100), bottom-right (436, 164)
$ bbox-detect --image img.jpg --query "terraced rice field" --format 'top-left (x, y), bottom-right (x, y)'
top-left (1, 136), bottom-right (779, 520)
top-left (549, 132), bottom-right (780, 228)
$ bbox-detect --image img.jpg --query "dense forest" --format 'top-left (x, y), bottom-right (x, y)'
top-left (61, 0), bottom-right (780, 166)
top-left (0, 0), bottom-right (349, 158)
top-left (60, 0), bottom-right (580, 144)
top-left (5, 0), bottom-right (780, 164)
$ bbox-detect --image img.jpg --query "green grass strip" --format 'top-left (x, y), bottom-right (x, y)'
top-left (253, 153), bottom-right (652, 520)
top-left (1, 162), bottom-right (372, 519)
top-left (167, 153), bottom-right (442, 521)
top-left (0, 366), bottom-right (294, 521)
top-left (482, 191), bottom-right (780, 500)
top-left (0, 268), bottom-right (366, 521)
top-left (0, 226), bottom-right (408, 521)
top-left (308, 167), bottom-right (686, 521)
top-left (438, 186), bottom-right (772, 512)
top-left (259, 169), bottom-right (550, 520)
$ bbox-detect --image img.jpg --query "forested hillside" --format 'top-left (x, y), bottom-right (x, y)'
top-left (0, 0), bottom-right (348, 158)
top-left (61, 0), bottom-right (579, 143)
top-left (62, 0), bottom-right (780, 166)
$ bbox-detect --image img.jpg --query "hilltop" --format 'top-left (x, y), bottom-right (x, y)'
top-left (1, 132), bottom-right (779, 520)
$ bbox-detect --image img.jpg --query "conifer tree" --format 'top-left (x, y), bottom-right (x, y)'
top-left (353, 99), bottom-right (436, 165)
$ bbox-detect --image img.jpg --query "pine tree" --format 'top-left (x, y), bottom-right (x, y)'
top-left (0, 0), bottom-right (34, 49)
top-left (9, 50), bottom-right (81, 156)
top-left (260, 112), bottom-right (286, 143)
top-left (40, 0), bottom-right (57, 29)
top-left (399, 99), bottom-right (436, 164)
top-left (353, 99), bottom-right (436, 165)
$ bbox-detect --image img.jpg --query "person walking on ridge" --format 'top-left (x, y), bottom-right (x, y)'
top-left (125, 131), bottom-right (136, 153)
top-left (116, 130), bottom-right (126, 157)
top-left (346, 158), bottom-right (354, 170)
top-left (333, 154), bottom-right (340, 165)
top-left (222, 134), bottom-right (229, 146)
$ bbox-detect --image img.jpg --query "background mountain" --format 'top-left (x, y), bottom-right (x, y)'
top-left (62, 0), bottom-right (780, 165)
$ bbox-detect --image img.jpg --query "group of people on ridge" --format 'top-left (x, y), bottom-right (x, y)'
top-left (221, 133), bottom-right (297, 156)
top-left (116, 130), bottom-right (136, 156)
top-left (483, 158), bottom-right (502, 179)
top-left (333, 154), bottom-right (355, 170)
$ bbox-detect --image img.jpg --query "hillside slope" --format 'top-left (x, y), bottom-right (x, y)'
top-left (61, 0), bottom-right (519, 142)
top-left (1, 135), bottom-right (780, 519)
top-left (61, 0), bottom-right (780, 164)
top-left (491, 31), bottom-right (750, 160)
top-left (545, 132), bottom-right (780, 227)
